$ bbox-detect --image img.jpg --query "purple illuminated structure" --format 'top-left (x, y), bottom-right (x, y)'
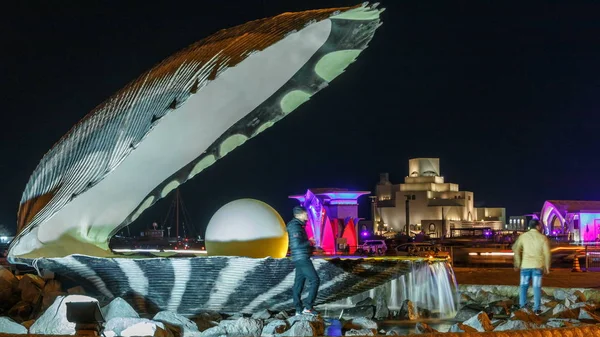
top-left (290, 188), bottom-right (370, 216)
top-left (303, 190), bottom-right (326, 248)
top-left (290, 188), bottom-right (369, 252)
top-left (540, 200), bottom-right (600, 242)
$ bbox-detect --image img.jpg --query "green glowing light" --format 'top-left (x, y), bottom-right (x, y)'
top-left (188, 155), bottom-right (216, 179)
top-left (220, 134), bottom-right (248, 157)
top-left (280, 90), bottom-right (312, 114)
top-left (131, 196), bottom-right (155, 222)
top-left (253, 121), bottom-right (275, 136)
top-left (161, 180), bottom-right (180, 198)
top-left (331, 6), bottom-right (384, 21)
top-left (315, 50), bottom-right (362, 82)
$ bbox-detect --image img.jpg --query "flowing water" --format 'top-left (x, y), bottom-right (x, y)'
top-left (319, 260), bottom-right (459, 319)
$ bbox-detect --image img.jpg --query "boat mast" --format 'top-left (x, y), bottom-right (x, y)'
top-left (176, 189), bottom-right (180, 239)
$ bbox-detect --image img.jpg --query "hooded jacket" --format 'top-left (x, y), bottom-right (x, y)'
top-left (286, 218), bottom-right (311, 261)
top-left (512, 228), bottom-right (551, 270)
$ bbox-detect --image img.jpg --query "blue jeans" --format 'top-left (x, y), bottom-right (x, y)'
top-left (520, 268), bottom-right (543, 311)
top-left (292, 258), bottom-right (320, 311)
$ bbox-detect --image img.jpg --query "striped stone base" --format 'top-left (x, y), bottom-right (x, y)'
top-left (15, 255), bottom-right (447, 315)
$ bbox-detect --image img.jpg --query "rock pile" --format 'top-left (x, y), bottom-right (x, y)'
top-left (0, 266), bottom-right (382, 336)
top-left (445, 286), bottom-right (600, 334)
top-left (0, 266), bottom-right (86, 323)
top-left (4, 264), bottom-right (600, 336)
top-left (0, 294), bottom-right (380, 336)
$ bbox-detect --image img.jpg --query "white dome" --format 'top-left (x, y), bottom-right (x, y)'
top-left (205, 199), bottom-right (289, 258)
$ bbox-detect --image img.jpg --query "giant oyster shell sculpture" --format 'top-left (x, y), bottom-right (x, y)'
top-left (10, 3), bottom-right (385, 260)
top-left (6, 3), bottom-right (458, 316)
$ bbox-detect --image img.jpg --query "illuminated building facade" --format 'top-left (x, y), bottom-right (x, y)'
top-left (508, 215), bottom-right (532, 231)
top-left (289, 188), bottom-right (369, 253)
top-left (540, 200), bottom-right (600, 242)
top-left (375, 158), bottom-right (505, 237)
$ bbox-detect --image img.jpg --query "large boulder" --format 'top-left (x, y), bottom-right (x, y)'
top-left (41, 291), bottom-right (66, 310)
top-left (191, 312), bottom-right (220, 332)
top-left (0, 267), bottom-right (19, 306)
top-left (8, 301), bottom-right (32, 323)
top-left (101, 297), bottom-right (139, 322)
top-left (339, 305), bottom-right (375, 320)
top-left (0, 317), bottom-right (27, 334)
top-left (415, 322), bottom-right (437, 334)
top-left (347, 317), bottom-right (377, 331)
top-left (41, 280), bottom-right (65, 311)
top-left (462, 311), bottom-right (494, 332)
top-left (18, 274), bottom-right (44, 304)
top-left (398, 300), bottom-right (419, 320)
top-left (199, 325), bottom-right (227, 337)
top-left (224, 317), bottom-right (263, 337)
top-left (67, 286), bottom-right (86, 295)
top-left (345, 328), bottom-right (374, 336)
top-left (121, 321), bottom-right (172, 337)
top-left (29, 295), bottom-right (98, 335)
top-left (448, 323), bottom-right (477, 333)
top-left (105, 317), bottom-right (167, 336)
top-left (579, 308), bottom-right (600, 322)
top-left (511, 308), bottom-right (544, 324)
top-left (375, 296), bottom-right (389, 319)
top-left (42, 280), bottom-right (61, 293)
top-left (153, 311), bottom-right (201, 337)
top-left (454, 306), bottom-right (481, 321)
top-left (280, 320), bottom-right (315, 336)
top-left (252, 309), bottom-right (272, 320)
top-left (286, 315), bottom-right (325, 336)
top-left (546, 318), bottom-right (582, 328)
top-left (21, 319), bottom-right (35, 331)
top-left (494, 320), bottom-right (529, 331)
top-left (261, 319), bottom-right (287, 336)
top-left (0, 267), bottom-right (18, 289)
top-left (551, 304), bottom-right (579, 319)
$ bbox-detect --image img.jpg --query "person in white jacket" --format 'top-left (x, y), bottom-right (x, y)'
top-left (512, 219), bottom-right (551, 314)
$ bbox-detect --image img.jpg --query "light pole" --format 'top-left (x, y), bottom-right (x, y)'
top-left (369, 196), bottom-right (377, 235)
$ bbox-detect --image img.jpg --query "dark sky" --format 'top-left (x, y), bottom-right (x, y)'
top-left (1, 1), bottom-right (599, 236)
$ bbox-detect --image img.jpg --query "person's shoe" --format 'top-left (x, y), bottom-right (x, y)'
top-left (534, 309), bottom-right (543, 315)
top-left (302, 308), bottom-right (319, 315)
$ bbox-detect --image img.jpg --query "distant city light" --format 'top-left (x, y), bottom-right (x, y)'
top-left (112, 248), bottom-right (207, 254)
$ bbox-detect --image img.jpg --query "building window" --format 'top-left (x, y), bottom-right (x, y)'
top-left (468, 196), bottom-right (471, 201)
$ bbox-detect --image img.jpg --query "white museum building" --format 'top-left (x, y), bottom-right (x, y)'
top-left (374, 158), bottom-right (505, 238)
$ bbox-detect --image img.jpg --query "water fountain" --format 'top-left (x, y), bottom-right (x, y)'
top-left (318, 259), bottom-right (458, 319)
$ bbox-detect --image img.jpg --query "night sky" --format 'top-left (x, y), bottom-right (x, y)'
top-left (1, 1), bottom-right (599, 236)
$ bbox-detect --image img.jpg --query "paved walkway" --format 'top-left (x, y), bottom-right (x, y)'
top-left (454, 267), bottom-right (600, 289)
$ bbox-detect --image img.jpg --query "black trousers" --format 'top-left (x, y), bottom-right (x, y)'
top-left (292, 258), bottom-right (320, 311)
